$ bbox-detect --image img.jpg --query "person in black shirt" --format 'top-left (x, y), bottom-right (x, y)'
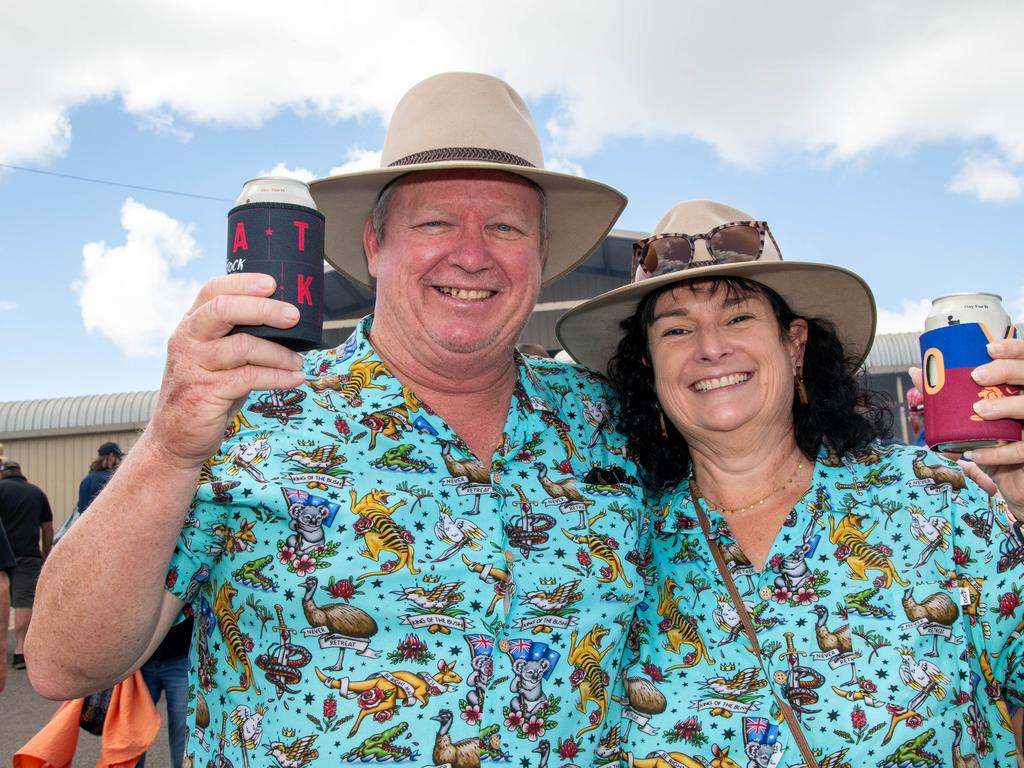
top-left (0, 518), bottom-right (16, 691)
top-left (138, 612), bottom-right (193, 768)
top-left (0, 461), bottom-right (52, 670)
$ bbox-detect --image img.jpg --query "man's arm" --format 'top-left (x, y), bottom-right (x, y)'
top-left (26, 274), bottom-right (306, 700)
top-left (40, 521), bottom-right (53, 560)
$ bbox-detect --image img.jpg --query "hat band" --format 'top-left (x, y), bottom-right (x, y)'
top-left (387, 147), bottom-right (535, 168)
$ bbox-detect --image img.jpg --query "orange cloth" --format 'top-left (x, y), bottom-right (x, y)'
top-left (14, 671), bottom-right (161, 768)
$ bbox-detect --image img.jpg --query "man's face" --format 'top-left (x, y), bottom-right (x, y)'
top-left (364, 170), bottom-right (546, 369)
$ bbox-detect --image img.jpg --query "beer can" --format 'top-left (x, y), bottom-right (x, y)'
top-left (227, 176), bottom-right (324, 352)
top-left (919, 291), bottom-right (1021, 453)
top-left (923, 292), bottom-right (1012, 336)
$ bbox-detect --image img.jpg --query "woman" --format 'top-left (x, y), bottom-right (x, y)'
top-left (77, 441), bottom-right (124, 513)
top-left (557, 200), bottom-right (1024, 768)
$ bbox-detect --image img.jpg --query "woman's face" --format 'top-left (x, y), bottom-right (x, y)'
top-left (646, 282), bottom-right (807, 445)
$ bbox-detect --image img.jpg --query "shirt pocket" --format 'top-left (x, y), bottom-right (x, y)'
top-left (844, 579), bottom-right (973, 717)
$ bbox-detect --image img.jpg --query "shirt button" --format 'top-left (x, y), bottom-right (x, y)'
top-left (492, 472), bottom-right (502, 484)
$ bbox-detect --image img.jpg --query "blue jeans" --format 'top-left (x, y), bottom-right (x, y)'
top-left (138, 654), bottom-right (189, 768)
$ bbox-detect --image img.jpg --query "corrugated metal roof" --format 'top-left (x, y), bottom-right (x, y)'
top-left (0, 390), bottom-right (159, 436)
top-left (864, 331), bottom-right (920, 373)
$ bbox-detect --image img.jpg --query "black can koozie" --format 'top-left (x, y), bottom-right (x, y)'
top-left (227, 200), bottom-right (325, 352)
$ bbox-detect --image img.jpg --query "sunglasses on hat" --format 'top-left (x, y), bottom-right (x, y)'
top-left (631, 220), bottom-right (779, 281)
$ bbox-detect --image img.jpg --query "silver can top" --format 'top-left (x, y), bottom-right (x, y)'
top-left (235, 176), bottom-right (317, 209)
top-left (925, 291), bottom-right (1010, 333)
top-left (930, 291), bottom-right (1003, 304)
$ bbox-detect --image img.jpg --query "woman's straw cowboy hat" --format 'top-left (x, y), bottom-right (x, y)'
top-left (310, 72), bottom-right (627, 288)
top-left (557, 199), bottom-right (876, 374)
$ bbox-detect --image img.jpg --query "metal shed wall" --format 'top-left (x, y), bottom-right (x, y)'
top-left (1, 430), bottom-right (144, 525)
top-left (0, 391), bottom-right (157, 526)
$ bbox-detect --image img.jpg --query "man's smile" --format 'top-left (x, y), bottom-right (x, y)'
top-left (435, 286), bottom-right (496, 300)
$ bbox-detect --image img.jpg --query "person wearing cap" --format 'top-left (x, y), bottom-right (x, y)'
top-left (557, 199), bottom-right (1024, 767)
top-left (0, 460), bottom-right (53, 672)
top-left (77, 441), bottom-right (125, 514)
top-left (0, 517), bottom-right (17, 691)
top-left (28, 73), bottom-right (645, 767)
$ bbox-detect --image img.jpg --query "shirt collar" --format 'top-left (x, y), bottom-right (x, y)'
top-left (305, 315), bottom-right (565, 423)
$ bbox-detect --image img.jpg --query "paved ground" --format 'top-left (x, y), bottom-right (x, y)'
top-left (2, 629), bottom-right (172, 767)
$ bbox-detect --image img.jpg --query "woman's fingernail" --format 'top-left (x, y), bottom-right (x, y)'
top-left (282, 305), bottom-right (300, 321)
top-left (293, 353), bottom-right (304, 369)
top-left (987, 341), bottom-right (1006, 357)
top-left (962, 451), bottom-right (973, 461)
top-left (973, 400), bottom-right (994, 415)
top-left (971, 365), bottom-right (989, 383)
top-left (258, 276), bottom-right (275, 291)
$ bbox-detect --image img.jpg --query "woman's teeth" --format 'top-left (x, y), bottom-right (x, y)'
top-left (693, 373), bottom-right (750, 392)
top-left (438, 286), bottom-right (493, 300)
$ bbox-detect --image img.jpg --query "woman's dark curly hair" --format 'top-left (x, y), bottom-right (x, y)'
top-left (608, 276), bottom-right (892, 489)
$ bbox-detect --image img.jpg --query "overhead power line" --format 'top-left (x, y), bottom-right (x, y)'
top-left (0, 163), bottom-right (233, 202)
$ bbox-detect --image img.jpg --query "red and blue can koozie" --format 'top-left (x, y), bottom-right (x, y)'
top-left (920, 323), bottom-right (1021, 452)
top-left (227, 202), bottom-right (324, 352)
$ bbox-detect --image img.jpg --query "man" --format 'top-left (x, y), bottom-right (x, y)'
top-left (28, 73), bottom-right (644, 767)
top-left (0, 460), bottom-right (53, 671)
top-left (0, 518), bottom-right (16, 691)
top-left (78, 441), bottom-right (125, 512)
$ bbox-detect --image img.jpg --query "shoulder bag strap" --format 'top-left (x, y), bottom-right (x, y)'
top-left (690, 494), bottom-right (820, 768)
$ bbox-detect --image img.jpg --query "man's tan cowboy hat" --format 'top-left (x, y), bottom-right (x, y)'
top-left (557, 199), bottom-right (876, 375)
top-left (310, 72), bottom-right (627, 288)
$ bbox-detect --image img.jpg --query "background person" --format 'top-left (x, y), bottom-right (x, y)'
top-left (906, 385), bottom-right (927, 446)
top-left (0, 461), bottom-right (53, 671)
top-left (558, 199), bottom-right (1024, 767)
top-left (77, 441), bottom-right (124, 513)
top-left (0, 518), bottom-right (16, 692)
top-left (27, 72), bottom-right (644, 768)
top-left (136, 610), bottom-right (193, 768)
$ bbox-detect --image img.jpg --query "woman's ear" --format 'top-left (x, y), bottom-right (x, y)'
top-left (788, 318), bottom-right (809, 368)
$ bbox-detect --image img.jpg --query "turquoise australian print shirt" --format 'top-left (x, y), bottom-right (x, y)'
top-left (166, 316), bottom-right (647, 768)
top-left (609, 443), bottom-right (1024, 768)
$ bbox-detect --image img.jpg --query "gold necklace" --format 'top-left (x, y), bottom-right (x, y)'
top-left (690, 459), bottom-right (805, 515)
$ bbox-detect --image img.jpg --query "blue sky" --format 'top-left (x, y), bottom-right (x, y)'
top-left (2, 1), bottom-right (1023, 402)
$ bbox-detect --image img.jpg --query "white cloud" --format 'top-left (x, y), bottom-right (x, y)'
top-left (134, 111), bottom-right (194, 142)
top-left (5, 1), bottom-right (1024, 190)
top-left (327, 147), bottom-right (383, 176)
top-left (2, 109), bottom-right (71, 166)
top-left (947, 154), bottom-right (1024, 201)
top-left (875, 298), bottom-right (933, 335)
top-left (0, 301), bottom-right (16, 311)
top-left (257, 162), bottom-right (317, 183)
top-left (73, 198), bottom-right (202, 357)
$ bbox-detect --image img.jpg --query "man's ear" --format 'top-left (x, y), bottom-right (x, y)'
top-left (363, 215), bottom-right (380, 279)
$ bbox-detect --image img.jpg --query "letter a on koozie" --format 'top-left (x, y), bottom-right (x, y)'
top-left (233, 222), bottom-right (249, 252)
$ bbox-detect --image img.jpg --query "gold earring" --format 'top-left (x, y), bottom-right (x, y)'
top-left (658, 410), bottom-right (669, 440)
top-left (795, 371), bottom-right (809, 405)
